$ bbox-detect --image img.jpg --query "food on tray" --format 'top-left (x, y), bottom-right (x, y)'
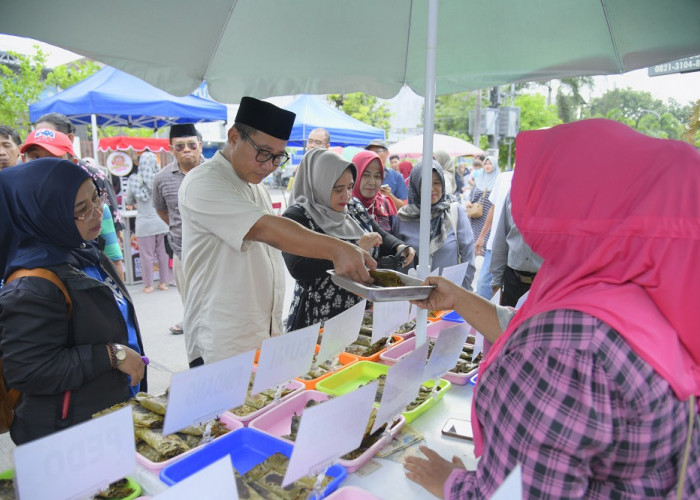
top-left (135, 392), bottom-right (168, 415)
top-left (93, 478), bottom-right (134, 499)
top-left (282, 400), bottom-right (323, 441)
top-left (345, 335), bottom-right (394, 357)
top-left (369, 270), bottom-right (405, 287)
top-left (229, 376), bottom-right (295, 417)
top-left (453, 352), bottom-right (482, 374)
top-left (93, 392), bottom-right (231, 463)
top-left (0, 479), bottom-right (14, 500)
top-left (297, 356), bottom-right (340, 381)
top-left (395, 319), bottom-right (417, 334)
top-left (234, 452), bottom-right (332, 500)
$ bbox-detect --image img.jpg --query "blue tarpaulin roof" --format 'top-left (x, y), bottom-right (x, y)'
top-left (29, 66), bottom-right (227, 129)
top-left (283, 95), bottom-right (385, 148)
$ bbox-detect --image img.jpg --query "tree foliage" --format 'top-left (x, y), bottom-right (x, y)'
top-left (327, 93), bottom-right (392, 134)
top-left (0, 48), bottom-right (49, 135)
top-left (582, 88), bottom-right (688, 140)
top-left (1, 48), bottom-right (156, 141)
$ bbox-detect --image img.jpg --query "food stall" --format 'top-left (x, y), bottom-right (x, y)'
top-left (99, 136), bottom-right (172, 285)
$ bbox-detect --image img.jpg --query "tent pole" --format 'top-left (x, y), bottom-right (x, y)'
top-left (415, 0), bottom-right (439, 347)
top-left (91, 114), bottom-right (99, 161)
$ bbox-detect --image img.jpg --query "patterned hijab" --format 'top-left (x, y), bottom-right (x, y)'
top-left (0, 158), bottom-right (102, 279)
top-left (397, 160), bottom-right (453, 255)
top-left (351, 150), bottom-right (396, 218)
top-left (472, 119), bottom-right (700, 455)
top-left (128, 151), bottom-right (159, 202)
top-left (291, 148), bottom-right (365, 239)
top-left (474, 155), bottom-right (499, 192)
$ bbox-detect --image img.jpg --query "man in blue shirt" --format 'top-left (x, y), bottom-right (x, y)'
top-left (365, 139), bottom-right (407, 208)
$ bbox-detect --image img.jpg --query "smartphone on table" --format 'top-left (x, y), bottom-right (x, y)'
top-left (441, 418), bottom-right (473, 440)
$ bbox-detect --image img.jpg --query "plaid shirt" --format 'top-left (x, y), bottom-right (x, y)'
top-left (446, 309), bottom-right (700, 499)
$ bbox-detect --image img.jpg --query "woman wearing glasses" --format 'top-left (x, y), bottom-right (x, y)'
top-left (282, 148), bottom-right (415, 331)
top-left (0, 158), bottom-right (147, 445)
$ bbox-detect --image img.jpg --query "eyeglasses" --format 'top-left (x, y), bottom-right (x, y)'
top-left (74, 192), bottom-right (107, 221)
top-left (172, 141), bottom-right (200, 152)
top-left (241, 132), bottom-right (290, 167)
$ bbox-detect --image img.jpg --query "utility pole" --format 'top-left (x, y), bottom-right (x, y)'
top-left (472, 89), bottom-right (482, 147)
top-left (488, 86), bottom-right (500, 150)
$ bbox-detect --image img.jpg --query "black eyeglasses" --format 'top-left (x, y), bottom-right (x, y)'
top-left (240, 132), bottom-right (290, 167)
top-left (172, 141), bottom-right (200, 152)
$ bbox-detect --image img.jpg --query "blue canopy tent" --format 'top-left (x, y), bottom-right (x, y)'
top-left (29, 66), bottom-right (228, 159)
top-left (29, 66), bottom-right (227, 128)
top-left (283, 95), bottom-right (385, 148)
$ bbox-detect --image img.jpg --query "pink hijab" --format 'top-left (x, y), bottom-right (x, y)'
top-left (473, 119), bottom-right (700, 455)
top-left (351, 150), bottom-right (397, 218)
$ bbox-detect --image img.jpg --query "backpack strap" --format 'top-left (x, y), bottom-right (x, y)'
top-left (6, 268), bottom-right (72, 316)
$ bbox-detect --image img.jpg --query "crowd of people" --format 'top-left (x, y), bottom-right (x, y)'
top-left (0, 104), bottom-right (698, 498)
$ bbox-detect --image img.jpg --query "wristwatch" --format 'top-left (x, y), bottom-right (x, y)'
top-left (113, 344), bottom-right (127, 366)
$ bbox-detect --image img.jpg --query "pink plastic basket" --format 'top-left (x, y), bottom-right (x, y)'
top-left (248, 390), bottom-right (405, 474)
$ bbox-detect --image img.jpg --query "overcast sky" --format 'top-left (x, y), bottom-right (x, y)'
top-left (2, 34), bottom-right (699, 105)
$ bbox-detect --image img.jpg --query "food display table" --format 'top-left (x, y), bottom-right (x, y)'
top-left (132, 382), bottom-right (478, 498)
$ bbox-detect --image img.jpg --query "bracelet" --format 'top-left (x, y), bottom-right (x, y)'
top-left (106, 343), bottom-right (117, 370)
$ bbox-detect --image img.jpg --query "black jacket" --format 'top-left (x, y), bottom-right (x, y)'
top-left (0, 254), bottom-right (147, 444)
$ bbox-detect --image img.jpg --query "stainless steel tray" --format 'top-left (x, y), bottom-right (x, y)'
top-left (327, 269), bottom-right (435, 302)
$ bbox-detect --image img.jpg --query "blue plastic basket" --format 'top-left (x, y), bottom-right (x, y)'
top-left (442, 310), bottom-right (465, 323)
top-left (160, 427), bottom-right (346, 498)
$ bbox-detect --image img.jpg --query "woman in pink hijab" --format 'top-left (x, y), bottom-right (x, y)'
top-left (398, 160), bottom-right (413, 185)
top-left (404, 119), bottom-right (700, 499)
top-left (351, 150), bottom-right (398, 233)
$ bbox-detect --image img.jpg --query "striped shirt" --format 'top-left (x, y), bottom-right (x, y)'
top-left (152, 159), bottom-right (186, 258)
top-left (446, 309), bottom-right (700, 499)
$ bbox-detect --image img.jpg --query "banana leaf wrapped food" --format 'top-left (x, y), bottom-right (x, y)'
top-left (134, 427), bottom-right (190, 460)
top-left (236, 453), bottom-right (332, 500)
top-left (93, 478), bottom-right (135, 499)
top-left (134, 392), bottom-right (168, 415)
top-left (0, 479), bottom-right (15, 500)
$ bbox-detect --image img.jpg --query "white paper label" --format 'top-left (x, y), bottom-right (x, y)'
top-left (372, 341), bottom-right (429, 433)
top-left (371, 301), bottom-right (410, 344)
top-left (153, 457), bottom-right (237, 499)
top-left (424, 322), bottom-right (470, 381)
top-left (490, 464), bottom-right (523, 499)
top-left (14, 406), bottom-right (134, 500)
top-left (163, 350), bottom-right (255, 435)
top-left (283, 381), bottom-right (378, 486)
top-left (440, 262), bottom-right (469, 287)
top-left (317, 300), bottom-right (365, 364)
top-left (252, 324), bottom-right (318, 394)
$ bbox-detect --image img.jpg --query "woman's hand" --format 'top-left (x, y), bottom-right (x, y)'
top-left (475, 235), bottom-right (485, 256)
top-left (380, 185), bottom-right (392, 197)
top-left (109, 345), bottom-right (146, 386)
top-left (410, 276), bottom-right (460, 311)
top-left (400, 246), bottom-right (416, 266)
top-left (404, 446), bottom-right (465, 498)
top-left (358, 232), bottom-right (382, 252)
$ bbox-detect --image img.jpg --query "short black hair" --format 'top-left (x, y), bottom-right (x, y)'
top-left (389, 154), bottom-right (399, 162)
top-left (36, 113), bottom-right (76, 135)
top-left (0, 125), bottom-right (21, 145)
